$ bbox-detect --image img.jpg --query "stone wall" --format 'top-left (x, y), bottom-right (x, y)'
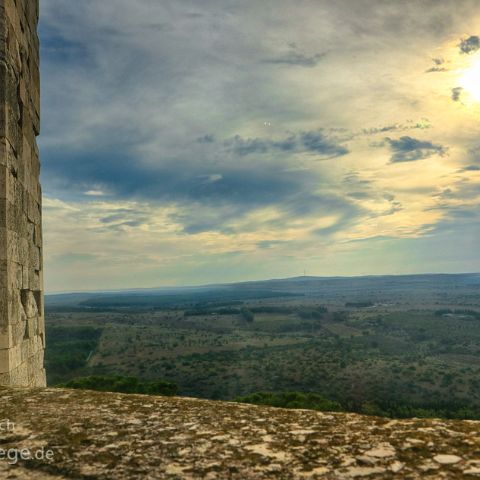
top-left (1, 388), bottom-right (480, 479)
top-left (0, 0), bottom-right (45, 387)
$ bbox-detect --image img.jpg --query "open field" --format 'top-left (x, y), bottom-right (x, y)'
top-left (45, 273), bottom-right (480, 416)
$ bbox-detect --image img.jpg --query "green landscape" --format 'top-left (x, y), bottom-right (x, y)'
top-left (45, 273), bottom-right (480, 419)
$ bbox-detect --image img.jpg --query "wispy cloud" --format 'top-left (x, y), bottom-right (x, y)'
top-left (264, 45), bottom-right (327, 68)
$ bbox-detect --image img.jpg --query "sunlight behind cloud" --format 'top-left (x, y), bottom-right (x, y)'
top-left (459, 53), bottom-right (480, 102)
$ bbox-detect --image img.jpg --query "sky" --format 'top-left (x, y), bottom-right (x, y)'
top-left (38, 0), bottom-right (480, 292)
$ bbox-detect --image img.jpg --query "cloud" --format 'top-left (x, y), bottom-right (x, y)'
top-left (174, 188), bottom-right (363, 236)
top-left (256, 240), bottom-right (288, 249)
top-left (300, 131), bottom-right (349, 157)
top-left (462, 165), bottom-right (480, 171)
top-left (362, 124), bottom-right (401, 134)
top-left (312, 207), bottom-right (363, 236)
top-left (201, 174), bottom-right (223, 183)
top-left (426, 67), bottom-right (447, 73)
top-left (84, 190), bottom-right (108, 196)
top-left (225, 131), bottom-right (348, 158)
top-left (385, 136), bottom-right (446, 163)
top-left (343, 172), bottom-right (371, 188)
top-left (451, 87), bottom-right (463, 102)
top-left (347, 191), bottom-right (371, 199)
top-left (226, 136), bottom-right (270, 156)
top-left (425, 57), bottom-right (447, 73)
top-left (264, 50), bottom-right (326, 68)
top-left (271, 136), bottom-right (297, 152)
top-left (360, 120), bottom-right (431, 136)
top-left (40, 123), bottom-right (353, 243)
top-left (197, 134), bottom-right (215, 144)
top-left (459, 35), bottom-right (480, 54)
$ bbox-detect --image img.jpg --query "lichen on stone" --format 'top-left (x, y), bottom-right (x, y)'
top-left (1, 387), bottom-right (480, 478)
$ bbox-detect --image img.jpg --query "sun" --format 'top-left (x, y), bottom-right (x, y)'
top-left (459, 54), bottom-right (480, 102)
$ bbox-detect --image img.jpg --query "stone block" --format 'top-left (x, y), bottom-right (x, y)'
top-left (8, 361), bottom-right (29, 384)
top-left (0, 197), bottom-right (5, 225)
top-left (0, 342), bottom-right (21, 372)
top-left (0, 325), bottom-right (11, 349)
top-left (0, 286), bottom-right (7, 327)
top-left (11, 313), bottom-right (26, 344)
top-left (20, 289), bottom-right (37, 318)
top-left (0, 349), bottom-right (9, 373)
top-left (28, 267), bottom-right (40, 290)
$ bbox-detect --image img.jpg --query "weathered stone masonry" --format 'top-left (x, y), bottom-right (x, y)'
top-left (0, 0), bottom-right (45, 386)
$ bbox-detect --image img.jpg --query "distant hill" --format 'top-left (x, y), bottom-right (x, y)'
top-left (45, 273), bottom-right (480, 310)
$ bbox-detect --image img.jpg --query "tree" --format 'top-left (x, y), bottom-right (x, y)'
top-left (240, 307), bottom-right (254, 322)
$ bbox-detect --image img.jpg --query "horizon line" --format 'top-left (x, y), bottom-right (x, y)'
top-left (45, 270), bottom-right (480, 296)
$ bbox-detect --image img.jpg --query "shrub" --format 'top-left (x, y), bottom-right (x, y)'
top-left (235, 391), bottom-right (342, 412)
top-left (60, 375), bottom-right (178, 396)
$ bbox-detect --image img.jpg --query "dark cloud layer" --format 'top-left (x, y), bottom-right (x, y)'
top-left (300, 131), bottom-right (349, 157)
top-left (226, 131), bottom-right (348, 158)
top-left (44, 148), bottom-right (303, 207)
top-left (42, 139), bottom-right (360, 235)
top-left (386, 136), bottom-right (446, 163)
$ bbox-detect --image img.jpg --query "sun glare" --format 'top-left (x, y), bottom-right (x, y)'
top-left (459, 54), bottom-right (480, 102)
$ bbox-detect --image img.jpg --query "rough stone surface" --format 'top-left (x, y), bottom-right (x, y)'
top-left (0, 0), bottom-right (45, 386)
top-left (1, 388), bottom-right (480, 479)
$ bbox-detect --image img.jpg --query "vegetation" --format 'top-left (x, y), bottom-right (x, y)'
top-left (185, 307), bottom-right (242, 316)
top-left (298, 306), bottom-right (328, 319)
top-left (44, 274), bottom-right (480, 419)
top-left (61, 375), bottom-right (178, 396)
top-left (240, 307), bottom-right (254, 322)
top-left (236, 391), bottom-right (342, 411)
top-left (45, 325), bottom-right (102, 385)
top-left (434, 308), bottom-right (480, 319)
top-left (346, 301), bottom-right (374, 308)
top-left (78, 289), bottom-right (300, 309)
top-left (236, 391), bottom-right (480, 420)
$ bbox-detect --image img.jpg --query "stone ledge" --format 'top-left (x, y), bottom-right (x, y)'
top-left (0, 387), bottom-right (480, 479)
